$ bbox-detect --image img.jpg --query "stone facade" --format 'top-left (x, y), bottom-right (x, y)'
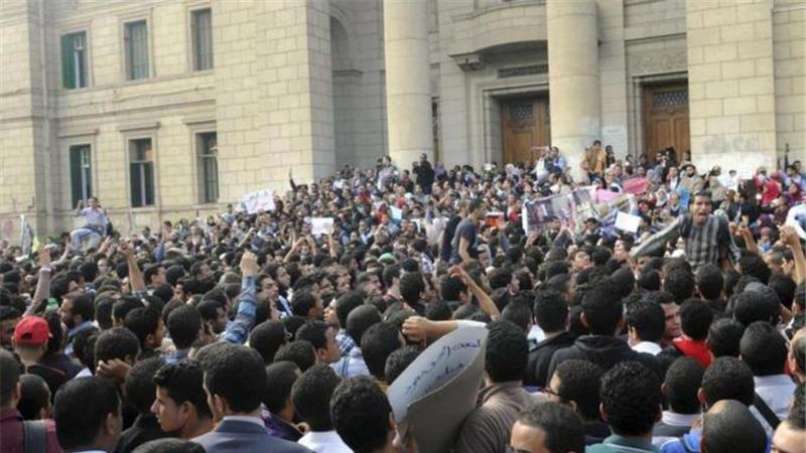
top-left (0, 0), bottom-right (804, 238)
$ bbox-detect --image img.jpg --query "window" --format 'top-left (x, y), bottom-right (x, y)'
top-left (129, 138), bottom-right (155, 207)
top-left (61, 32), bottom-right (88, 89)
top-left (124, 20), bottom-right (149, 80)
top-left (191, 9), bottom-right (214, 71)
top-left (69, 144), bottom-right (92, 206)
top-left (197, 132), bottom-right (218, 203)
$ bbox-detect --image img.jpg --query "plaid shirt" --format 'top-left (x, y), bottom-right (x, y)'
top-left (335, 329), bottom-right (355, 356)
top-left (631, 214), bottom-right (739, 271)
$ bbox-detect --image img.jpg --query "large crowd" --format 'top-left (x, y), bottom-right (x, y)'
top-left (0, 142), bottom-right (805, 453)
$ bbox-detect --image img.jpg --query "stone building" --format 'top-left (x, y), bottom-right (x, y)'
top-left (0, 0), bottom-right (804, 237)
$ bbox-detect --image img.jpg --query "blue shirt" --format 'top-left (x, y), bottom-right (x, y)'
top-left (220, 276), bottom-right (257, 345)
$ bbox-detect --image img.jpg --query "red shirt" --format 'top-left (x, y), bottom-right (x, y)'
top-left (673, 337), bottom-right (713, 368)
top-left (0, 408), bottom-right (62, 453)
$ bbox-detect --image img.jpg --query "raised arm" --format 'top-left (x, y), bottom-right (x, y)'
top-left (120, 241), bottom-right (145, 293)
top-left (451, 265), bottom-right (500, 320)
top-left (630, 215), bottom-right (683, 259)
top-left (781, 226), bottom-right (806, 285)
top-left (221, 251), bottom-right (259, 344)
top-left (27, 249), bottom-right (52, 315)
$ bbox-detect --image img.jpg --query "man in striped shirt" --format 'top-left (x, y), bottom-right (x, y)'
top-left (631, 190), bottom-right (740, 272)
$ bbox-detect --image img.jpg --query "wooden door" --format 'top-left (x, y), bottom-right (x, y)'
top-left (501, 97), bottom-right (551, 164)
top-left (643, 83), bottom-right (690, 163)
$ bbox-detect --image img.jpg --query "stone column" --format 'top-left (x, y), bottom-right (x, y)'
top-left (383, 0), bottom-right (434, 170)
top-left (547, 0), bottom-right (600, 179)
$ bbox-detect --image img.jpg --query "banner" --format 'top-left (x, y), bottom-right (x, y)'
top-left (622, 177), bottom-right (649, 195)
top-left (238, 189), bottom-right (275, 214)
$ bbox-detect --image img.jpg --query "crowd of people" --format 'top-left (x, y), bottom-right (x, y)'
top-left (0, 143), bottom-right (805, 453)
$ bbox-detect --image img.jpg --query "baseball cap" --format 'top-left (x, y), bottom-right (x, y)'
top-left (13, 316), bottom-right (51, 346)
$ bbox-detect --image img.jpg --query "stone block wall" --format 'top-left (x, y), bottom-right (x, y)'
top-left (687, 0), bottom-right (778, 177)
top-left (773, 1), bottom-right (806, 164)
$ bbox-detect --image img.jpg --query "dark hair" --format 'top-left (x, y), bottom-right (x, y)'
top-left (296, 320), bottom-right (330, 351)
top-left (18, 374), bottom-right (49, 419)
top-left (637, 269), bottom-right (661, 292)
top-left (291, 291), bottom-right (317, 317)
top-left (196, 299), bottom-right (223, 323)
top-left (707, 318), bottom-right (745, 358)
top-left (124, 357), bottom-right (164, 414)
top-left (554, 359), bottom-right (603, 421)
top-left (788, 383), bottom-right (806, 429)
top-left (131, 438), bottom-right (205, 453)
top-left (502, 300), bottom-right (532, 333)
top-left (384, 345), bottom-right (420, 385)
top-left (664, 357), bottom-right (704, 414)
top-left (696, 264), bottom-right (723, 301)
top-left (425, 301), bottom-right (452, 321)
top-left (167, 305), bottom-right (202, 350)
top-left (740, 321), bottom-right (787, 376)
top-left (792, 334), bottom-right (806, 376)
top-left (274, 340), bottom-right (316, 372)
top-left (701, 400), bottom-right (766, 453)
top-left (768, 274), bottom-right (797, 309)
top-left (599, 362), bottom-right (661, 436)
top-left (113, 297), bottom-right (144, 323)
top-left (738, 254), bottom-right (771, 284)
top-left (346, 305), bottom-right (381, 345)
top-left (54, 377), bottom-right (120, 450)
top-left (625, 300), bottom-right (665, 343)
top-left (679, 300), bottom-right (713, 341)
top-left (153, 361), bottom-right (210, 418)
top-left (249, 320), bottom-right (288, 363)
top-left (330, 377), bottom-right (392, 453)
top-left (94, 327), bottom-right (140, 365)
top-left (282, 315), bottom-right (307, 339)
top-left (733, 289), bottom-right (780, 326)
top-left (0, 349), bottom-right (21, 407)
top-left (439, 275), bottom-right (467, 301)
top-left (263, 361), bottom-right (300, 414)
top-left (292, 364), bottom-right (341, 431)
top-left (124, 306), bottom-right (162, 350)
top-left (485, 320), bottom-right (528, 383)
top-left (335, 291), bottom-right (364, 328)
top-left (399, 272), bottom-right (425, 305)
top-left (701, 357), bottom-right (755, 407)
top-left (516, 402), bottom-right (585, 453)
top-left (533, 289), bottom-right (567, 333)
top-left (71, 293), bottom-right (96, 323)
top-left (663, 269), bottom-right (695, 304)
top-left (581, 282), bottom-right (622, 335)
top-left (361, 322), bottom-right (402, 380)
top-left (202, 344), bottom-right (266, 413)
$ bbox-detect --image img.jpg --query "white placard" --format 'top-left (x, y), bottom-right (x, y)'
top-left (615, 211), bottom-right (642, 234)
top-left (309, 217), bottom-right (334, 238)
top-left (786, 204), bottom-right (806, 240)
top-left (238, 189), bottom-right (275, 214)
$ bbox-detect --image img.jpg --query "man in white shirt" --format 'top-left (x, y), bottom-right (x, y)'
top-left (626, 300), bottom-right (665, 356)
top-left (70, 197), bottom-right (109, 251)
top-left (292, 364), bottom-right (353, 453)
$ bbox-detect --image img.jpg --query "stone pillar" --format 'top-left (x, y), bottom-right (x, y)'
top-left (383, 0), bottom-right (434, 170)
top-left (547, 0), bottom-right (600, 179)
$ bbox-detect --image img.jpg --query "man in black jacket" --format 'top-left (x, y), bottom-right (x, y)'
top-left (547, 281), bottom-right (657, 380)
top-left (525, 289), bottom-right (575, 388)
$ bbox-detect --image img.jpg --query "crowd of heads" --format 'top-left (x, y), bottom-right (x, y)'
top-left (0, 147), bottom-right (805, 453)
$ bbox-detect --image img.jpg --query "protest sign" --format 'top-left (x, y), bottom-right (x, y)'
top-left (786, 204), bottom-right (806, 240)
top-left (390, 206), bottom-right (403, 222)
top-left (622, 177), bottom-right (649, 195)
top-left (309, 217), bottom-right (334, 237)
top-left (615, 211), bottom-right (642, 234)
top-left (388, 326), bottom-right (487, 453)
top-left (596, 189), bottom-right (619, 203)
top-left (238, 189), bottom-right (275, 214)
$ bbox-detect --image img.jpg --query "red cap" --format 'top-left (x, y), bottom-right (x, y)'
top-left (13, 316), bottom-right (51, 346)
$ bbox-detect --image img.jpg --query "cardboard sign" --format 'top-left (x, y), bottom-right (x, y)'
top-left (596, 189), bottom-right (620, 203)
top-left (238, 189), bottom-right (275, 214)
top-left (615, 211), bottom-right (642, 234)
top-left (388, 325), bottom-right (487, 453)
top-left (309, 217), bottom-right (334, 238)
